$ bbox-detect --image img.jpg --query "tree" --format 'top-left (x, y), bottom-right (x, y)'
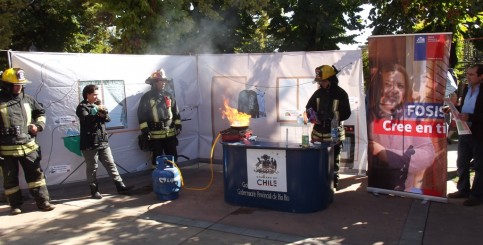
top-left (0, 0), bottom-right (112, 53)
top-left (266, 0), bottom-right (365, 51)
top-left (367, 0), bottom-right (483, 68)
top-left (0, 1), bottom-right (29, 49)
top-left (1, 0), bottom-right (370, 55)
top-left (93, 0), bottom-right (271, 54)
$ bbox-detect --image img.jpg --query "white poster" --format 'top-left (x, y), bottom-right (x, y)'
top-left (246, 148), bottom-right (287, 192)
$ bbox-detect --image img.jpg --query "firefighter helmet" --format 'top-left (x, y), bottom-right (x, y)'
top-left (1, 68), bottom-right (30, 85)
top-left (145, 69), bottom-right (168, 84)
top-left (314, 65), bottom-right (338, 81)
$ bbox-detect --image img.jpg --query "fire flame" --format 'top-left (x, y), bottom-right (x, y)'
top-left (221, 98), bottom-right (251, 126)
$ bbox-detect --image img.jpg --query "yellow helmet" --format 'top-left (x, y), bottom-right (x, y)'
top-left (314, 65), bottom-right (337, 81)
top-left (1, 68), bottom-right (30, 85)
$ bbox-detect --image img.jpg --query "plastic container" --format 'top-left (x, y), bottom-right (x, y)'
top-left (302, 123), bottom-right (310, 147)
top-left (331, 113), bottom-right (339, 143)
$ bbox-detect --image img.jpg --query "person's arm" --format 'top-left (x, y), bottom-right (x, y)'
top-left (76, 102), bottom-right (98, 125)
top-left (467, 92), bottom-right (483, 124)
top-left (370, 138), bottom-right (434, 173)
top-left (171, 96), bottom-right (182, 135)
top-left (338, 89), bottom-right (351, 121)
top-left (29, 97), bottom-right (46, 135)
top-left (137, 93), bottom-right (150, 136)
top-left (406, 139), bottom-right (435, 173)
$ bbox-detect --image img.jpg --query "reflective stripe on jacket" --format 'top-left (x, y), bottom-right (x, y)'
top-left (0, 91), bottom-right (45, 157)
top-left (137, 89), bottom-right (181, 135)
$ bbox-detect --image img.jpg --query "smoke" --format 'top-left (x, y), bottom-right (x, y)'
top-left (144, 5), bottom-right (242, 55)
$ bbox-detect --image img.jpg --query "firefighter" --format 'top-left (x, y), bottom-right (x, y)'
top-left (305, 65), bottom-right (351, 189)
top-left (137, 69), bottom-right (182, 166)
top-left (0, 68), bottom-right (54, 215)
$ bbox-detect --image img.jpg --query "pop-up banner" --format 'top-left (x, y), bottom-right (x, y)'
top-left (366, 33), bottom-right (452, 202)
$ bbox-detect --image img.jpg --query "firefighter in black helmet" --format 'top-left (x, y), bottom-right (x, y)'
top-left (0, 68), bottom-right (54, 215)
top-left (138, 69), bottom-right (182, 166)
top-left (305, 65), bottom-right (351, 189)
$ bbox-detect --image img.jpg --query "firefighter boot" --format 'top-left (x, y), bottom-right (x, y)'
top-left (10, 206), bottom-right (22, 215)
top-left (89, 183), bottom-right (103, 199)
top-left (115, 181), bottom-right (133, 195)
top-left (0, 191), bottom-right (6, 202)
top-left (30, 186), bottom-right (55, 211)
top-left (7, 190), bottom-right (23, 215)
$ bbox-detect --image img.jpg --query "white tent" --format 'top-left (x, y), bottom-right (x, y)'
top-left (10, 50), bottom-right (367, 185)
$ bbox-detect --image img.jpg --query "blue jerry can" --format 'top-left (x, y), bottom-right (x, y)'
top-left (152, 155), bottom-right (181, 201)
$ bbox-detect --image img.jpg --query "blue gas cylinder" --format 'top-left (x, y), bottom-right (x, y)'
top-left (152, 155), bottom-right (181, 201)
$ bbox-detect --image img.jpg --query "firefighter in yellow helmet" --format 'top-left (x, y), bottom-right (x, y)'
top-left (137, 69), bottom-right (182, 166)
top-left (305, 65), bottom-right (351, 189)
top-left (0, 68), bottom-right (54, 215)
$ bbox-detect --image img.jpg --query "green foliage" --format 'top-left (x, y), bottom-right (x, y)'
top-left (0, 1), bottom-right (29, 49)
top-left (367, 0), bottom-right (483, 70)
top-left (2, 0), bottom-right (479, 62)
top-left (0, 0), bottom-right (112, 53)
top-left (93, 0), bottom-right (273, 54)
top-left (1, 0), bottom-right (367, 54)
top-left (267, 0), bottom-right (365, 51)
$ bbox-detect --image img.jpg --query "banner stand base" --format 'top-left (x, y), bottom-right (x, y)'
top-left (367, 187), bottom-right (447, 203)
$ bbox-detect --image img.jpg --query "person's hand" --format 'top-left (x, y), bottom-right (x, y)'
top-left (175, 124), bottom-right (182, 136)
top-left (28, 124), bottom-right (38, 136)
top-left (369, 141), bottom-right (388, 162)
top-left (459, 113), bottom-right (470, 121)
top-left (442, 106), bottom-right (450, 114)
top-left (369, 141), bottom-right (385, 156)
top-left (141, 128), bottom-right (151, 140)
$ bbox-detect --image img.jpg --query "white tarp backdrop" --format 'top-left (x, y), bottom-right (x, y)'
top-left (10, 50), bottom-right (367, 186)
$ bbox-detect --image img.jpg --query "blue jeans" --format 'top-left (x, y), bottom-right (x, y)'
top-left (456, 134), bottom-right (483, 199)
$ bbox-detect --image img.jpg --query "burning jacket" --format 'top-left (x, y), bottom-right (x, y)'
top-left (0, 91), bottom-right (46, 156)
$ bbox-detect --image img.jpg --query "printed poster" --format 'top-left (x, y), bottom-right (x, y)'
top-left (367, 33), bottom-right (451, 200)
top-left (246, 148), bottom-right (287, 192)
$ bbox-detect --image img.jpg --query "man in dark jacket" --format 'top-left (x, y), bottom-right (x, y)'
top-left (0, 68), bottom-right (54, 215)
top-left (76, 84), bottom-right (132, 199)
top-left (447, 64), bottom-right (483, 206)
top-left (305, 65), bottom-right (351, 189)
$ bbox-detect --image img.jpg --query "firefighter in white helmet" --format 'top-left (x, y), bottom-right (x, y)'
top-left (0, 68), bottom-right (54, 215)
top-left (137, 69), bottom-right (182, 166)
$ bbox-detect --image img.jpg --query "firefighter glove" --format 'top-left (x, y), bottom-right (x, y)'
top-left (141, 127), bottom-right (151, 140)
top-left (175, 124), bottom-right (182, 136)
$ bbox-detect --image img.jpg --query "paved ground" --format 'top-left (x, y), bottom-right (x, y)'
top-left (1, 142), bottom-right (482, 245)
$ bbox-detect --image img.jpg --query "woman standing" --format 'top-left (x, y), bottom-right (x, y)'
top-left (76, 84), bottom-right (132, 199)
